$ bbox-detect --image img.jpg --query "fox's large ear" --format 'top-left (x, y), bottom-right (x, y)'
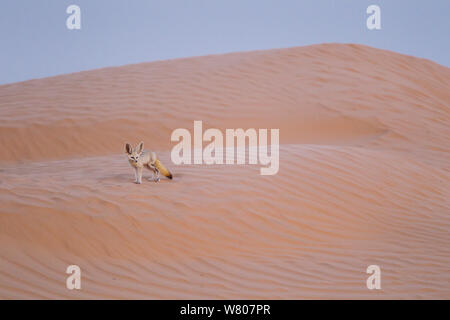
top-left (125, 143), bottom-right (132, 155)
top-left (136, 141), bottom-right (144, 154)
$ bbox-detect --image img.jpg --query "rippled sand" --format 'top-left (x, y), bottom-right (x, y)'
top-left (0, 44), bottom-right (449, 299)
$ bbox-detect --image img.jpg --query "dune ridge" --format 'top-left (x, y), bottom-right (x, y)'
top-left (0, 44), bottom-right (449, 299)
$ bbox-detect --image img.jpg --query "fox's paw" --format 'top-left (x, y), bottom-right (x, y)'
top-left (155, 177), bottom-right (160, 183)
top-left (134, 180), bottom-right (142, 184)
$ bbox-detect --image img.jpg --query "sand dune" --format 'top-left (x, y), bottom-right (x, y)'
top-left (0, 44), bottom-right (449, 299)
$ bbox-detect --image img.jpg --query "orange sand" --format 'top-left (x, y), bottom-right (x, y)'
top-left (0, 44), bottom-right (449, 299)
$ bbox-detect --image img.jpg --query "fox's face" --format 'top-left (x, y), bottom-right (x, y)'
top-left (126, 142), bottom-right (144, 163)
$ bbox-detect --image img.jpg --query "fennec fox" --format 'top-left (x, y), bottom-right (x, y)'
top-left (125, 142), bottom-right (173, 184)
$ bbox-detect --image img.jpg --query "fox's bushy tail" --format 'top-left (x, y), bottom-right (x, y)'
top-left (155, 159), bottom-right (173, 179)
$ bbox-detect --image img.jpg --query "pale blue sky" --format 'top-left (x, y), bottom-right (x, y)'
top-left (0, 0), bottom-right (448, 84)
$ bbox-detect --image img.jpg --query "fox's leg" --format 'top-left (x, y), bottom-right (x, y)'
top-left (135, 167), bottom-right (143, 184)
top-left (146, 164), bottom-right (160, 182)
top-left (138, 167), bottom-right (143, 184)
top-left (146, 164), bottom-right (156, 181)
top-left (133, 167), bottom-right (139, 183)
